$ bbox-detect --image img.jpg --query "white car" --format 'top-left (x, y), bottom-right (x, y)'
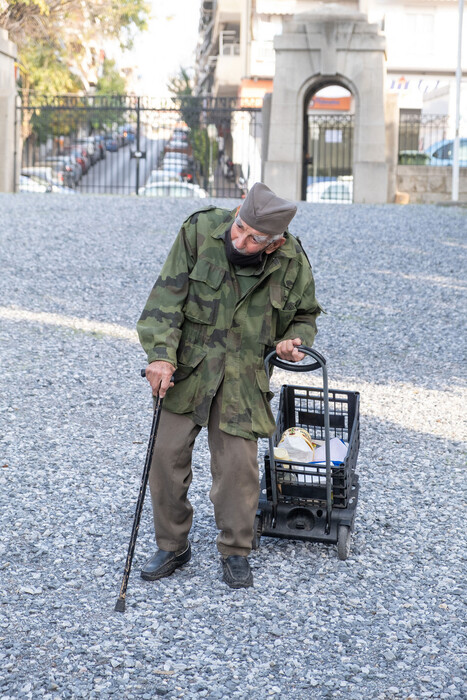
top-left (306, 179), bottom-right (353, 204)
top-left (163, 153), bottom-right (190, 166)
top-left (145, 169), bottom-right (183, 186)
top-left (19, 175), bottom-right (51, 193)
top-left (140, 182), bottom-right (208, 198)
top-left (161, 161), bottom-right (186, 177)
top-left (20, 171), bottom-right (76, 194)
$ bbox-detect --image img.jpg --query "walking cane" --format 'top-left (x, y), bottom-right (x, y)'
top-left (114, 370), bottom-right (164, 613)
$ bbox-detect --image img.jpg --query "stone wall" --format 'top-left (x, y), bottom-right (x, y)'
top-left (396, 166), bottom-right (467, 204)
top-left (0, 29), bottom-right (17, 193)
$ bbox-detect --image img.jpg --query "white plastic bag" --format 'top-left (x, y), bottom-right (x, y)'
top-left (312, 437), bottom-right (348, 465)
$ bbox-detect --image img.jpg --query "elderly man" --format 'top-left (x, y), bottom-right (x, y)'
top-left (137, 182), bottom-right (322, 589)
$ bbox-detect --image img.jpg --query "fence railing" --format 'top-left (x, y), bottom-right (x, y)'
top-left (16, 94), bottom-right (262, 197)
top-left (397, 114), bottom-right (467, 166)
top-left (304, 114), bottom-right (354, 203)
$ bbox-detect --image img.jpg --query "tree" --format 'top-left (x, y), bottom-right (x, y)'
top-left (1, 0), bottom-right (149, 49)
top-left (167, 67), bottom-right (193, 98)
top-left (95, 59), bottom-right (126, 96)
top-left (167, 67), bottom-right (219, 188)
top-left (1, 0), bottom-right (149, 95)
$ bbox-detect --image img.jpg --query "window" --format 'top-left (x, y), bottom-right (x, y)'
top-left (405, 13), bottom-right (435, 56)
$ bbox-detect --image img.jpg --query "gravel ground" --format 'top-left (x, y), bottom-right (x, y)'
top-left (1, 194), bottom-right (466, 700)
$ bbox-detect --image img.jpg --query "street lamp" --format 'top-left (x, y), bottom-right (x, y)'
top-left (452, 0), bottom-right (464, 202)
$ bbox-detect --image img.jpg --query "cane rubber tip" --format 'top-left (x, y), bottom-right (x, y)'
top-left (114, 598), bottom-right (126, 613)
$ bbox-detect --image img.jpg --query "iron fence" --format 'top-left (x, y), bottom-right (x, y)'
top-left (16, 94), bottom-right (262, 197)
top-left (397, 113), bottom-right (464, 166)
top-left (304, 114), bottom-right (354, 204)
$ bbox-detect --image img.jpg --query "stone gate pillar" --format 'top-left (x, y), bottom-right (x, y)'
top-left (263, 10), bottom-right (388, 204)
top-left (0, 29), bottom-right (17, 193)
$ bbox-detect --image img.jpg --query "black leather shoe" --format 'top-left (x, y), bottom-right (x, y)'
top-left (141, 543), bottom-right (191, 581)
top-left (221, 555), bottom-right (253, 589)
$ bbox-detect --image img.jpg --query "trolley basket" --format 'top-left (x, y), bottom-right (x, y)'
top-left (254, 346), bottom-right (360, 560)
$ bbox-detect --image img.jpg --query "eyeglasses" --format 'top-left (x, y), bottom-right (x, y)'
top-left (234, 217), bottom-right (275, 246)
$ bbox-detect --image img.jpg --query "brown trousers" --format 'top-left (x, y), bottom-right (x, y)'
top-left (148, 385), bottom-right (260, 557)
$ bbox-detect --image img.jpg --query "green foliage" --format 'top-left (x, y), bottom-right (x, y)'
top-left (191, 127), bottom-right (218, 186)
top-left (19, 41), bottom-right (83, 95)
top-left (2, 0), bottom-right (150, 96)
top-left (167, 67), bottom-right (222, 187)
top-left (95, 59), bottom-right (126, 96)
top-left (101, 0), bottom-right (149, 50)
top-left (167, 67), bottom-right (193, 97)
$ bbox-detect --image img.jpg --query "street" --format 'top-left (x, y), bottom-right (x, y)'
top-left (78, 137), bottom-right (165, 195)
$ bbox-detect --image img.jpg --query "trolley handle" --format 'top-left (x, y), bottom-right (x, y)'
top-left (264, 345), bottom-right (333, 534)
top-left (264, 345), bottom-right (326, 373)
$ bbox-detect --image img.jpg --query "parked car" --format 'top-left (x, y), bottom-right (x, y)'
top-left (118, 124), bottom-right (136, 144)
top-left (306, 178), bottom-right (353, 204)
top-left (93, 134), bottom-right (107, 160)
top-left (74, 138), bottom-right (99, 165)
top-left (68, 148), bottom-right (90, 175)
top-left (19, 174), bottom-right (51, 193)
top-left (164, 138), bottom-right (192, 156)
top-left (73, 143), bottom-right (95, 169)
top-left (21, 166), bottom-right (68, 190)
top-left (162, 152), bottom-right (195, 181)
top-left (140, 182), bottom-right (208, 198)
top-left (424, 138), bottom-right (467, 167)
top-left (20, 171), bottom-right (76, 194)
top-left (161, 161), bottom-right (186, 178)
top-left (145, 169), bottom-right (183, 186)
top-left (172, 128), bottom-right (189, 142)
top-left (43, 155), bottom-right (81, 186)
top-left (105, 134), bottom-right (119, 152)
top-left (32, 160), bottom-right (75, 188)
top-left (163, 152), bottom-right (190, 165)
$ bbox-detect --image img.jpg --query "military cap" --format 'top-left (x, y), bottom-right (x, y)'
top-left (239, 182), bottom-right (297, 237)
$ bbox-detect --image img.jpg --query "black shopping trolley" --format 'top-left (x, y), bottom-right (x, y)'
top-left (253, 346), bottom-right (360, 560)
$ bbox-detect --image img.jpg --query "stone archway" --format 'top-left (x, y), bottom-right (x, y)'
top-left (263, 9), bottom-right (388, 204)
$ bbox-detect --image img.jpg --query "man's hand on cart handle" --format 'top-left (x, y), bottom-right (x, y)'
top-left (275, 337), bottom-right (305, 362)
top-left (144, 361), bottom-right (175, 398)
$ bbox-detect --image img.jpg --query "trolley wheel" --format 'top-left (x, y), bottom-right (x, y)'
top-left (252, 514), bottom-right (262, 550)
top-left (337, 525), bottom-right (351, 560)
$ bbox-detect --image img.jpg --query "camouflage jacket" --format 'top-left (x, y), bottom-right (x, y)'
top-left (137, 206), bottom-right (322, 440)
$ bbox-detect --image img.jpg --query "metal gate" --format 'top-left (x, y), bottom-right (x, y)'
top-left (303, 114), bottom-right (354, 203)
top-left (16, 95), bottom-right (262, 198)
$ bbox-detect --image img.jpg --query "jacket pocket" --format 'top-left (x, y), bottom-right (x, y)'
top-left (174, 342), bottom-right (207, 383)
top-left (260, 284), bottom-right (300, 345)
top-left (183, 258), bottom-right (225, 325)
top-left (251, 368), bottom-right (276, 437)
top-left (258, 284), bottom-right (282, 344)
top-left (166, 343), bottom-right (207, 414)
top-left (275, 287), bottom-right (302, 340)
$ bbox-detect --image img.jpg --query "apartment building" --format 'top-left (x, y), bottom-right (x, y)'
top-left (194, 0), bottom-right (465, 117)
top-left (195, 0), bottom-right (330, 102)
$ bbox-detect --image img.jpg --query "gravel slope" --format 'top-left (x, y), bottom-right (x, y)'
top-left (1, 194), bottom-right (466, 700)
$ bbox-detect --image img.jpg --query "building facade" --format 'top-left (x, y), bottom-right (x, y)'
top-left (195, 0), bottom-right (466, 118)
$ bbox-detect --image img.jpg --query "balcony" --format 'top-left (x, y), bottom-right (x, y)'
top-left (249, 40), bottom-right (275, 78)
top-left (216, 0), bottom-right (241, 22)
top-left (214, 52), bottom-right (242, 91)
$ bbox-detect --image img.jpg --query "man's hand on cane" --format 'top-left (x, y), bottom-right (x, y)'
top-left (144, 361), bottom-right (175, 398)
